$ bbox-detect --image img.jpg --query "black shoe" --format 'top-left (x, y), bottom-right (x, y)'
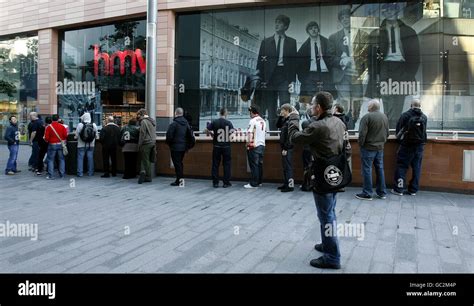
top-left (314, 243), bottom-right (323, 252)
top-left (277, 185), bottom-right (286, 190)
top-left (355, 193), bottom-right (373, 201)
top-left (170, 182), bottom-right (179, 186)
top-left (281, 187), bottom-right (294, 193)
top-left (213, 184), bottom-right (219, 188)
top-left (144, 179), bottom-right (152, 183)
top-left (310, 256), bottom-right (341, 269)
top-left (390, 189), bottom-right (403, 196)
top-left (223, 183), bottom-right (232, 188)
top-left (404, 190), bottom-right (417, 196)
top-left (138, 172), bottom-right (145, 184)
top-left (101, 174), bottom-right (110, 178)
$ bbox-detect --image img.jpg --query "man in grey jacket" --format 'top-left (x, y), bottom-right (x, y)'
top-left (137, 108), bottom-right (156, 184)
top-left (356, 99), bottom-right (389, 200)
top-left (287, 91), bottom-right (348, 270)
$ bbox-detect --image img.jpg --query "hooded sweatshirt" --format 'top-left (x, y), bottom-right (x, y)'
top-left (4, 122), bottom-right (19, 145)
top-left (138, 116), bottom-right (156, 147)
top-left (166, 116), bottom-right (191, 152)
top-left (75, 113), bottom-right (98, 148)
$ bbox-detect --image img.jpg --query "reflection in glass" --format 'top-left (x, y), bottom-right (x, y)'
top-left (0, 35), bottom-right (38, 142)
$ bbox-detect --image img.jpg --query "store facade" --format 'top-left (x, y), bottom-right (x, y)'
top-left (0, 0), bottom-right (474, 137)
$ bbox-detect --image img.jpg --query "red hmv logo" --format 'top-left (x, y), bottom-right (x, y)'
top-left (93, 44), bottom-right (146, 77)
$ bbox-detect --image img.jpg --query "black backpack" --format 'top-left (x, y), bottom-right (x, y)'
top-left (80, 123), bottom-right (96, 143)
top-left (404, 115), bottom-right (425, 144)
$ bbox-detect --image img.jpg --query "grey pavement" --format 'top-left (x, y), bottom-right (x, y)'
top-left (0, 144), bottom-right (473, 273)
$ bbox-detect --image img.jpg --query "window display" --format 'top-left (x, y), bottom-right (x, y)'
top-left (58, 19), bottom-right (146, 131)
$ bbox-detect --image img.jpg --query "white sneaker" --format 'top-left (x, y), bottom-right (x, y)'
top-left (244, 184), bottom-right (257, 189)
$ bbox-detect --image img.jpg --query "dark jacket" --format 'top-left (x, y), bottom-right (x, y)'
top-left (121, 124), bottom-right (139, 143)
top-left (138, 116), bottom-right (156, 147)
top-left (166, 116), bottom-right (191, 152)
top-left (288, 112), bottom-right (349, 160)
top-left (100, 123), bottom-right (121, 148)
top-left (396, 108), bottom-right (427, 146)
top-left (276, 116), bottom-right (293, 150)
top-left (121, 123), bottom-right (140, 152)
top-left (366, 19), bottom-right (420, 97)
top-left (296, 36), bottom-right (332, 82)
top-left (328, 28), bottom-right (369, 83)
top-left (334, 113), bottom-right (349, 130)
top-left (256, 35), bottom-right (297, 83)
top-left (358, 111), bottom-right (389, 151)
top-left (4, 123), bottom-right (19, 145)
top-left (207, 117), bottom-right (234, 148)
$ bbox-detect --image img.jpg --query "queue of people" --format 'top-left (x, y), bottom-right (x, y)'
top-left (4, 94), bottom-right (429, 271)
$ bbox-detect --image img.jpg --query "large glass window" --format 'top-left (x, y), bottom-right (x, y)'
top-left (175, 1), bottom-right (474, 132)
top-left (58, 19), bottom-right (146, 130)
top-left (0, 34), bottom-right (38, 142)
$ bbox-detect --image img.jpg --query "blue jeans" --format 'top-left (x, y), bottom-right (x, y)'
top-left (28, 142), bottom-right (40, 169)
top-left (5, 144), bottom-right (19, 173)
top-left (77, 146), bottom-right (94, 176)
top-left (360, 147), bottom-right (386, 196)
top-left (247, 145), bottom-right (264, 187)
top-left (47, 144), bottom-right (65, 178)
top-left (313, 192), bottom-right (340, 265)
top-left (394, 144), bottom-right (424, 193)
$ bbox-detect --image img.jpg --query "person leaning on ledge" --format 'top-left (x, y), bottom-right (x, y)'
top-left (391, 98), bottom-right (427, 196)
top-left (356, 99), bottom-right (389, 201)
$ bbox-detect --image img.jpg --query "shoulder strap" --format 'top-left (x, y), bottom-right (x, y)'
top-left (49, 125), bottom-right (63, 142)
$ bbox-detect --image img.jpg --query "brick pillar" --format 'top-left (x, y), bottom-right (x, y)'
top-left (37, 29), bottom-right (58, 116)
top-left (156, 10), bottom-right (175, 129)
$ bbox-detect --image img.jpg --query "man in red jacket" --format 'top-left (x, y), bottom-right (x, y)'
top-left (44, 114), bottom-right (68, 179)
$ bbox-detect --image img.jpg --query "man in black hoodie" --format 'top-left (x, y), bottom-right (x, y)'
top-left (276, 103), bottom-right (295, 192)
top-left (166, 107), bottom-right (195, 186)
top-left (391, 99), bottom-right (427, 196)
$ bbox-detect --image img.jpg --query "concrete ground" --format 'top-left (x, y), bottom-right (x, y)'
top-left (0, 144), bottom-right (473, 273)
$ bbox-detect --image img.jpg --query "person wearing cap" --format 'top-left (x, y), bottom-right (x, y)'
top-left (255, 14), bottom-right (297, 130)
top-left (328, 8), bottom-right (368, 111)
top-left (244, 105), bottom-right (266, 189)
top-left (297, 21), bottom-right (337, 104)
top-left (366, 2), bottom-right (420, 128)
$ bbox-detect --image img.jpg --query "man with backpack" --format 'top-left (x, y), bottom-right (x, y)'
top-left (75, 112), bottom-right (98, 177)
top-left (391, 99), bottom-right (427, 196)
